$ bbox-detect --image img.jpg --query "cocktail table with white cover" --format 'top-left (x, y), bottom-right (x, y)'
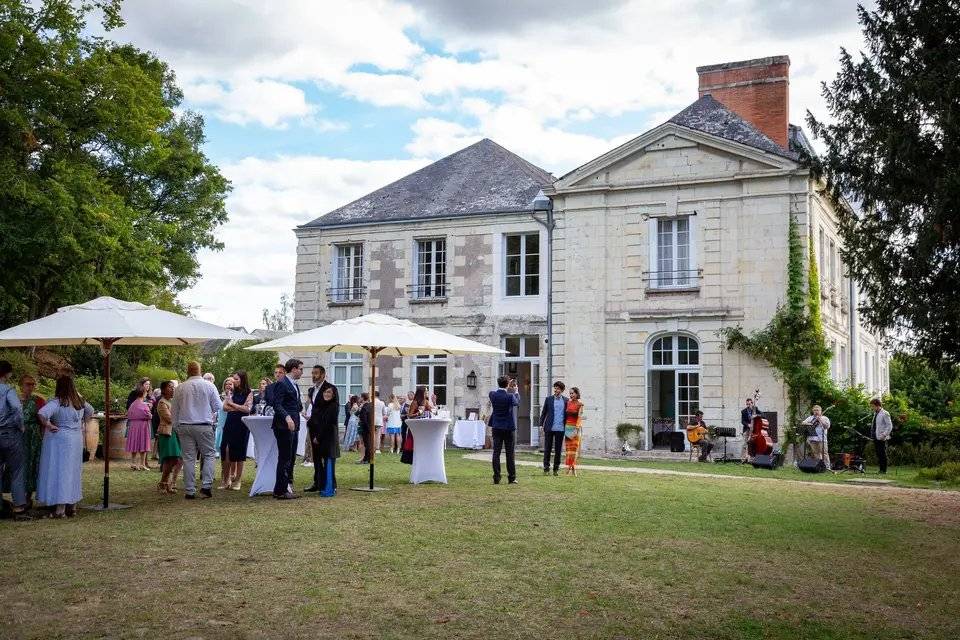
top-left (452, 419), bottom-right (486, 449)
top-left (406, 417), bottom-right (450, 484)
top-left (243, 415), bottom-right (308, 496)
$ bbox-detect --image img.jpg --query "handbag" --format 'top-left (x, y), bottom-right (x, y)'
top-left (564, 425), bottom-right (578, 439)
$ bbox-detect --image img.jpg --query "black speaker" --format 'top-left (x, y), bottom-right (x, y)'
top-left (751, 452), bottom-right (783, 470)
top-left (669, 431), bottom-right (686, 452)
top-left (798, 457), bottom-right (826, 473)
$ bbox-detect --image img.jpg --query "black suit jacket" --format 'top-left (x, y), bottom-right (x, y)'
top-left (307, 381), bottom-right (338, 431)
top-left (539, 394), bottom-right (568, 429)
top-left (271, 376), bottom-right (303, 431)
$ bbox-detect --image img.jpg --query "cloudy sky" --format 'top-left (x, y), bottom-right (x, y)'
top-left (109, 0), bottom-right (869, 329)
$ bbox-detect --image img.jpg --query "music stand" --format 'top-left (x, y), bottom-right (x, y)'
top-left (712, 426), bottom-right (739, 463)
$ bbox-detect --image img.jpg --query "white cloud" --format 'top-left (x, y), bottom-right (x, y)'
top-left (184, 79), bottom-right (317, 128)
top-left (179, 154), bottom-right (429, 328)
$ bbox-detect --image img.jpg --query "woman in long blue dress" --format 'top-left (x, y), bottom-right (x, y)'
top-left (36, 376), bottom-right (93, 518)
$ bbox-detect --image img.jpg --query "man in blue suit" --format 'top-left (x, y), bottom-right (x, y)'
top-left (271, 358), bottom-right (304, 500)
top-left (488, 375), bottom-right (520, 484)
top-left (539, 381), bottom-right (568, 476)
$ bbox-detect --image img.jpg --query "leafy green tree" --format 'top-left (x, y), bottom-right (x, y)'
top-left (806, 0), bottom-right (960, 362)
top-left (202, 342), bottom-right (278, 390)
top-left (0, 0), bottom-right (229, 326)
top-left (889, 352), bottom-right (960, 421)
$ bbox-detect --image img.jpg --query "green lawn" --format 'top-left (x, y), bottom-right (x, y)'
top-left (3, 452), bottom-right (959, 639)
top-left (512, 452), bottom-right (951, 490)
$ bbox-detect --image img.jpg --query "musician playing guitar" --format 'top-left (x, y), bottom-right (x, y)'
top-left (685, 410), bottom-right (713, 462)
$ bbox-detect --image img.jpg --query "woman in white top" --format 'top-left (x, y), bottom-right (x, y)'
top-left (385, 395), bottom-right (403, 454)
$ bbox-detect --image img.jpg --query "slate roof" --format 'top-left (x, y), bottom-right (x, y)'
top-left (302, 138), bottom-right (555, 229)
top-left (668, 94), bottom-right (799, 160)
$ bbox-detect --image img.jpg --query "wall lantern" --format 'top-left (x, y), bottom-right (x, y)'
top-left (466, 370), bottom-right (477, 389)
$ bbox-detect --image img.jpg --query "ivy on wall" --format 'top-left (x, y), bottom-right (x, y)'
top-left (720, 214), bottom-right (833, 444)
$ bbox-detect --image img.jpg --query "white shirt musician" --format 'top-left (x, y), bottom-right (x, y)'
top-left (801, 405), bottom-right (831, 469)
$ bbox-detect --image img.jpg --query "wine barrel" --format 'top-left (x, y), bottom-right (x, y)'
top-left (84, 416), bottom-right (100, 460)
top-left (108, 417), bottom-right (128, 460)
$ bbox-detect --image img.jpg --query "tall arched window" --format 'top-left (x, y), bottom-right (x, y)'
top-left (647, 334), bottom-right (701, 449)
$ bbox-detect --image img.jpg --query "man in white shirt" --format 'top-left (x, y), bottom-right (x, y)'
top-left (801, 404), bottom-right (831, 469)
top-left (374, 391), bottom-right (387, 452)
top-left (172, 361), bottom-right (223, 499)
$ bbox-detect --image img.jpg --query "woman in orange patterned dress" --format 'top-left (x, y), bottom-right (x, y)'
top-left (563, 387), bottom-right (584, 475)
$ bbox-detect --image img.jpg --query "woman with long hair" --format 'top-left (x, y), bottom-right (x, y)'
top-left (385, 394), bottom-right (402, 454)
top-left (18, 374), bottom-right (46, 502)
top-left (342, 394), bottom-right (360, 453)
top-left (155, 380), bottom-right (182, 494)
top-left (216, 377), bottom-right (234, 487)
top-left (309, 386), bottom-right (341, 497)
top-left (401, 386), bottom-right (433, 465)
top-left (36, 376), bottom-right (93, 518)
top-left (220, 370), bottom-right (253, 490)
top-left (563, 387), bottom-right (584, 476)
top-left (125, 378), bottom-right (154, 470)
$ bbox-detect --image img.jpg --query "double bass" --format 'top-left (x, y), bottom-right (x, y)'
top-left (747, 388), bottom-right (774, 457)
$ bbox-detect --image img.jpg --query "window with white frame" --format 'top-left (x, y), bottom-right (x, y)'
top-left (829, 239), bottom-right (837, 286)
top-left (504, 233), bottom-right (539, 296)
top-left (331, 352), bottom-right (363, 420)
top-left (413, 238), bottom-right (447, 298)
top-left (652, 217), bottom-right (694, 288)
top-left (413, 355), bottom-right (447, 406)
top-left (333, 244), bottom-right (364, 301)
top-left (819, 227), bottom-right (826, 283)
top-left (840, 344), bottom-right (847, 381)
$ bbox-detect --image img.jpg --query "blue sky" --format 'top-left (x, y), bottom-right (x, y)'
top-left (109, 0), bottom-right (868, 329)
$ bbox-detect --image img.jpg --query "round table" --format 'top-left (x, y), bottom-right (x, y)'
top-left (242, 415), bottom-right (308, 496)
top-left (452, 419), bottom-right (486, 449)
top-left (406, 418), bottom-right (450, 484)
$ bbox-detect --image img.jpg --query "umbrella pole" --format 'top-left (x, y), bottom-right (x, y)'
top-left (86, 339), bottom-right (128, 511)
top-left (103, 345), bottom-right (111, 509)
top-left (368, 349), bottom-right (377, 490)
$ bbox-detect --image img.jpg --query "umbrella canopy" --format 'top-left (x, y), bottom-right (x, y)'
top-left (246, 313), bottom-right (504, 356)
top-left (247, 313), bottom-right (503, 491)
top-left (0, 296), bottom-right (244, 346)
top-left (0, 296), bottom-right (243, 510)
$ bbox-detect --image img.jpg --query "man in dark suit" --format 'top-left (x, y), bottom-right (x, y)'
top-left (305, 365), bottom-right (338, 491)
top-left (271, 358), bottom-right (304, 499)
top-left (540, 381), bottom-right (568, 476)
top-left (488, 375), bottom-right (520, 484)
top-left (740, 396), bottom-right (758, 462)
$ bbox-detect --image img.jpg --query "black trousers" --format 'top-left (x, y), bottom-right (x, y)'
top-left (874, 439), bottom-right (888, 473)
top-left (491, 428), bottom-right (516, 483)
top-left (273, 427), bottom-right (294, 495)
top-left (542, 430), bottom-right (564, 471)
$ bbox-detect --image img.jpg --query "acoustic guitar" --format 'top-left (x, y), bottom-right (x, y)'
top-left (686, 422), bottom-right (709, 444)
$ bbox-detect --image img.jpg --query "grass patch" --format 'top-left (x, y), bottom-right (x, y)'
top-left (511, 452), bottom-right (948, 490)
top-left (3, 452), bottom-right (959, 639)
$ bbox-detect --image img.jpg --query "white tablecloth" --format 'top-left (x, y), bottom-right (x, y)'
top-left (406, 418), bottom-right (450, 484)
top-left (243, 415), bottom-right (308, 496)
top-left (452, 420), bottom-right (486, 449)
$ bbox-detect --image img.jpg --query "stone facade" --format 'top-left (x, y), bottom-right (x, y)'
top-left (292, 57), bottom-right (890, 454)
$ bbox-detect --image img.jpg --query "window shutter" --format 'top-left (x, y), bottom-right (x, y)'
top-left (687, 214), bottom-right (698, 274)
top-left (647, 218), bottom-right (658, 287)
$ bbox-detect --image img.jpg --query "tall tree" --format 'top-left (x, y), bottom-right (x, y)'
top-left (0, 0), bottom-right (229, 325)
top-left (806, 0), bottom-right (960, 363)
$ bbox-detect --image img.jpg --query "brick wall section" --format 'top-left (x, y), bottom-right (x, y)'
top-left (697, 56), bottom-right (790, 149)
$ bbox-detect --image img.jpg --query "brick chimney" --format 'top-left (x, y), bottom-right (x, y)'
top-left (696, 56), bottom-right (790, 149)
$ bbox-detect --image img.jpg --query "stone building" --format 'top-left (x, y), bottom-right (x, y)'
top-left (293, 55), bottom-right (889, 453)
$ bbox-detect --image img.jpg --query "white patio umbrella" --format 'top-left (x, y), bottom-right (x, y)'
top-left (0, 296), bottom-right (244, 509)
top-left (247, 313), bottom-right (505, 490)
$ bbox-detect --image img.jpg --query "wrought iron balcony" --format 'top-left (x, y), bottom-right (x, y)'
top-left (407, 282), bottom-right (449, 301)
top-left (326, 286), bottom-right (366, 305)
top-left (643, 269), bottom-right (702, 291)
